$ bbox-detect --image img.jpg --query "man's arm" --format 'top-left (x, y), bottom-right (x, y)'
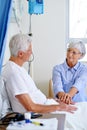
top-left (16, 94), bottom-right (77, 113)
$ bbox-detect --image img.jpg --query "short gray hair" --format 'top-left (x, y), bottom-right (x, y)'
top-left (67, 41), bottom-right (86, 58)
top-left (9, 34), bottom-right (32, 56)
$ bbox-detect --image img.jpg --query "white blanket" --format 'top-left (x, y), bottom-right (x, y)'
top-left (45, 99), bottom-right (87, 130)
top-left (65, 102), bottom-right (87, 130)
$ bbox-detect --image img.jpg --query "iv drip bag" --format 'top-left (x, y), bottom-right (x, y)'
top-left (28, 0), bottom-right (44, 15)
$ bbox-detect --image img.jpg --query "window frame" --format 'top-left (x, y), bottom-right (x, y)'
top-left (66, 0), bottom-right (87, 44)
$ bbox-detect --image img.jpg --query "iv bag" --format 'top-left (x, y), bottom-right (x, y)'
top-left (28, 0), bottom-right (44, 15)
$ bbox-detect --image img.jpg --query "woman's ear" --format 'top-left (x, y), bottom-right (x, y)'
top-left (79, 53), bottom-right (84, 59)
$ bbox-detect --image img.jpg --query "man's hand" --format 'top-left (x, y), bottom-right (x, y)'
top-left (58, 102), bottom-right (77, 113)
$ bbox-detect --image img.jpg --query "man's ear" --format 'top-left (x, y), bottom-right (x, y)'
top-left (18, 51), bottom-right (24, 58)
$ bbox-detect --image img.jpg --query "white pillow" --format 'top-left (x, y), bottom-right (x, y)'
top-left (0, 76), bottom-right (12, 118)
top-left (0, 76), bottom-right (4, 118)
top-left (0, 94), bottom-right (2, 118)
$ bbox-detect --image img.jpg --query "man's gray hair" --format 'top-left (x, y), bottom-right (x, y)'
top-left (9, 34), bottom-right (32, 56)
top-left (67, 41), bottom-right (86, 58)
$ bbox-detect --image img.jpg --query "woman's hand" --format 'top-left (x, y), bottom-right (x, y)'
top-left (57, 92), bottom-right (74, 105)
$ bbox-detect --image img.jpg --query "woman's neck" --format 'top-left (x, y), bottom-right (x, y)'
top-left (66, 60), bottom-right (77, 68)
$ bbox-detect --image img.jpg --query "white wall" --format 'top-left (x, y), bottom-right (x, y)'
top-left (3, 0), bottom-right (66, 96)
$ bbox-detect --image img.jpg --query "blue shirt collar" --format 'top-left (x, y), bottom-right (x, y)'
top-left (64, 59), bottom-right (80, 71)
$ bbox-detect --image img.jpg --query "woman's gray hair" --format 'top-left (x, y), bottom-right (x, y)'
top-left (67, 41), bottom-right (86, 58)
top-left (9, 34), bottom-right (32, 56)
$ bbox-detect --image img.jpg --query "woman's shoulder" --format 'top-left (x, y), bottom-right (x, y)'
top-left (53, 62), bottom-right (64, 71)
top-left (79, 61), bottom-right (87, 67)
top-left (78, 62), bottom-right (87, 72)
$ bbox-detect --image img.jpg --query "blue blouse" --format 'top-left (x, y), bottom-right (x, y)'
top-left (52, 61), bottom-right (87, 102)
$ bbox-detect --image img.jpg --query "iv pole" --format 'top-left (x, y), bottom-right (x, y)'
top-left (28, 14), bottom-right (34, 75)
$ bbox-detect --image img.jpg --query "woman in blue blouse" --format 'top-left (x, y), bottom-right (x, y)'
top-left (52, 41), bottom-right (87, 104)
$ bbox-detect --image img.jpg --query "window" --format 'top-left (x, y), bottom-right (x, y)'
top-left (66, 0), bottom-right (87, 62)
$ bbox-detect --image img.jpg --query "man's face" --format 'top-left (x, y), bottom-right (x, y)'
top-left (23, 44), bottom-right (32, 62)
top-left (19, 43), bottom-right (32, 62)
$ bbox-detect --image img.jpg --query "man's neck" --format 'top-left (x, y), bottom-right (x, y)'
top-left (9, 56), bottom-right (23, 66)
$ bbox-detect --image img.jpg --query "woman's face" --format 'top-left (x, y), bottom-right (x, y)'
top-left (66, 48), bottom-right (82, 67)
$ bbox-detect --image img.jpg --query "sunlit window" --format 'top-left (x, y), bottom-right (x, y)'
top-left (69, 0), bottom-right (87, 38)
top-left (66, 0), bottom-right (87, 62)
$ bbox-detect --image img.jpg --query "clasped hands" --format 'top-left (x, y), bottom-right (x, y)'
top-left (57, 92), bottom-right (75, 105)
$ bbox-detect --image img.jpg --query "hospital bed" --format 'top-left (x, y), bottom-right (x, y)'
top-left (0, 77), bottom-right (87, 130)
